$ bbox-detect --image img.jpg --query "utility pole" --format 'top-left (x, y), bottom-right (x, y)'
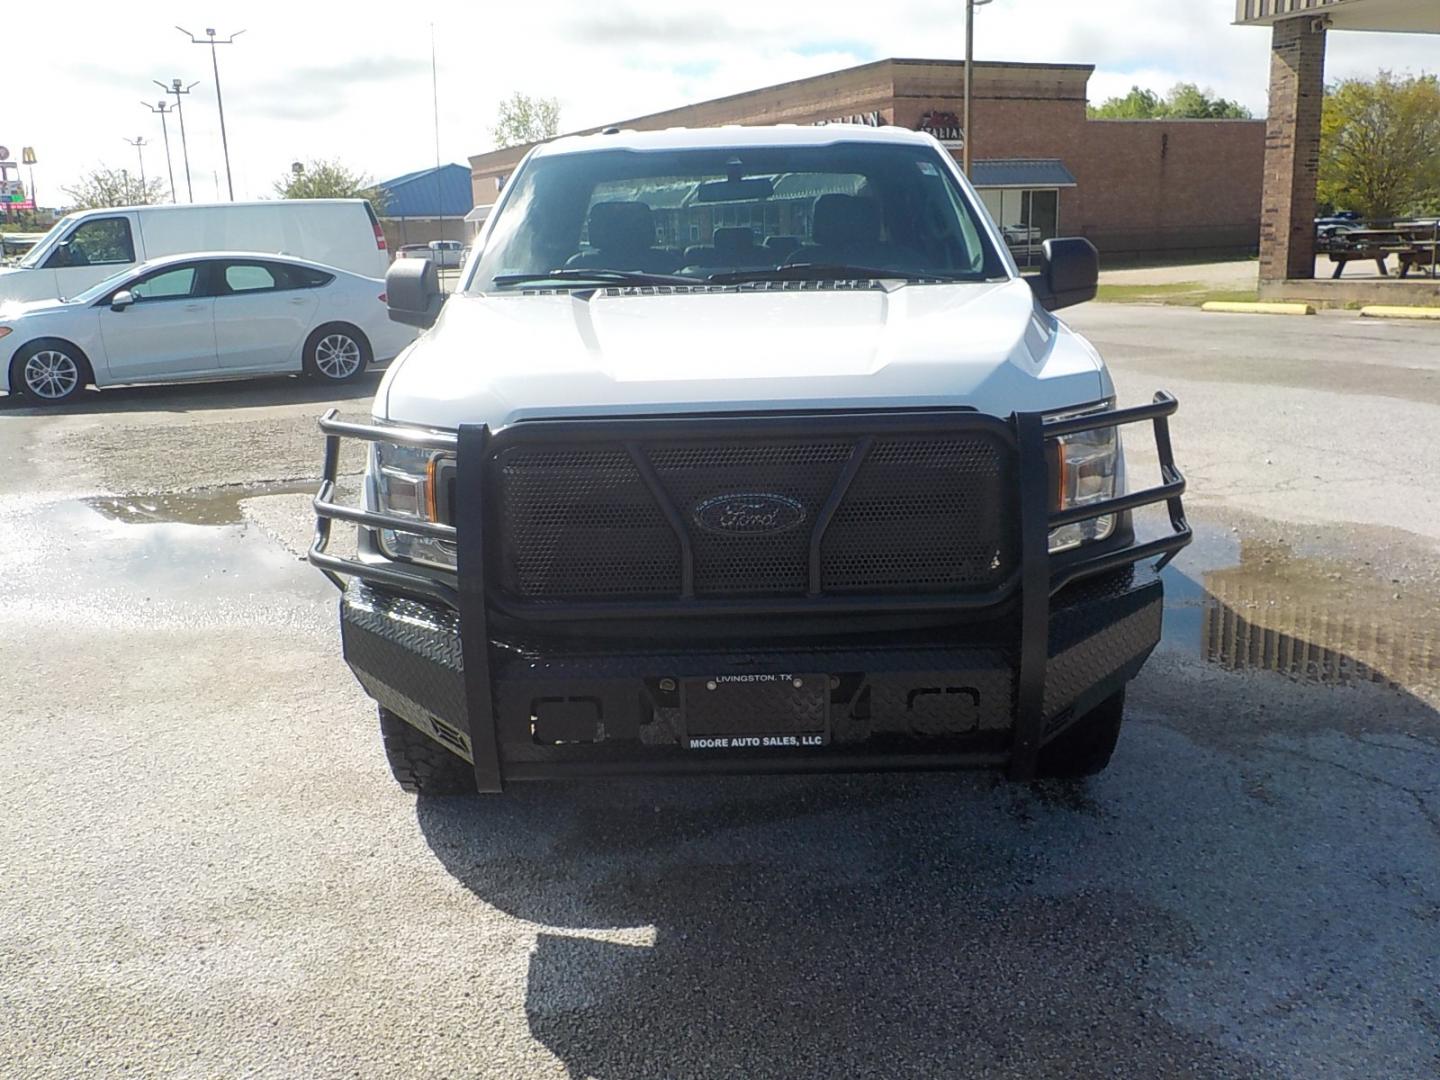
top-left (177, 27), bottom-right (245, 200)
top-left (431, 23), bottom-right (443, 242)
top-left (156, 79), bottom-right (199, 202)
top-left (122, 137), bottom-right (148, 199)
top-left (963, 0), bottom-right (994, 178)
top-left (142, 101), bottom-right (178, 203)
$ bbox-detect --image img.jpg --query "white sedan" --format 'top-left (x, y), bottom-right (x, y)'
top-left (0, 252), bottom-right (419, 403)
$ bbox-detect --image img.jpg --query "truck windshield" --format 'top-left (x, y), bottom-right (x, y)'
top-left (471, 142), bottom-right (1007, 292)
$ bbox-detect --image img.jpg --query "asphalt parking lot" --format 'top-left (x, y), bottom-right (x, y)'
top-left (1, 305), bottom-right (1438, 1079)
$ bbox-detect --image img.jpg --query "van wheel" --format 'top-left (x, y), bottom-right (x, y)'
top-left (10, 340), bottom-right (92, 404)
top-left (379, 708), bottom-right (477, 795)
top-left (1034, 689), bottom-right (1125, 779)
top-left (303, 323), bottom-right (371, 383)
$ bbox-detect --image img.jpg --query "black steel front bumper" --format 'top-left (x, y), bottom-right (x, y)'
top-left (311, 395), bottom-right (1190, 790)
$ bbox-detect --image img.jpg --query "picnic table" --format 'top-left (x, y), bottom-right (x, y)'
top-left (1327, 226), bottom-right (1440, 279)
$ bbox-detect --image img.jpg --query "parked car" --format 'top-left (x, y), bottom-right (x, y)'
top-left (397, 240), bottom-right (466, 268)
top-left (309, 125), bottom-right (1191, 794)
top-left (0, 200), bottom-right (390, 305)
top-left (0, 252), bottom-right (417, 403)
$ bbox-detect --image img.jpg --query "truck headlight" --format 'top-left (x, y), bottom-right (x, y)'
top-left (372, 441), bottom-right (457, 569)
top-left (1047, 405), bottom-right (1119, 554)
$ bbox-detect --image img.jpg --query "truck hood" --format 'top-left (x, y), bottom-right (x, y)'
top-left (378, 278), bottom-right (1109, 429)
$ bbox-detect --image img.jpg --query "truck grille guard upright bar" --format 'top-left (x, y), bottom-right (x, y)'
top-left (308, 392), bottom-right (1191, 785)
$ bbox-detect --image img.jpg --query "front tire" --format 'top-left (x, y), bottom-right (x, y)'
top-left (303, 323), bottom-right (371, 383)
top-left (1035, 689), bottom-right (1126, 779)
top-left (10, 341), bottom-right (91, 404)
top-left (378, 707), bottom-right (476, 794)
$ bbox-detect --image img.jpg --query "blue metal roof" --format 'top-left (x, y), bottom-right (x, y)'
top-left (970, 159), bottom-right (1077, 189)
top-left (377, 163), bottom-right (474, 219)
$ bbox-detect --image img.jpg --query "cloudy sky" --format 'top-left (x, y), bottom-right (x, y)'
top-left (6, 0), bottom-right (1436, 205)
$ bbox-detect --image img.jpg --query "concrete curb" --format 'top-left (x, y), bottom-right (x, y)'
top-left (1201, 301), bottom-right (1315, 316)
top-left (1359, 305), bottom-right (1440, 321)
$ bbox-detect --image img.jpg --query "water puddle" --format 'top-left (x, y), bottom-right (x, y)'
top-left (0, 487), bottom-right (333, 628)
top-left (84, 481), bottom-right (320, 528)
top-left (1160, 522), bottom-right (1440, 696)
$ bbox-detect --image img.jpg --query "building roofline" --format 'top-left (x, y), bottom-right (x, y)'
top-left (470, 56), bottom-right (1099, 170)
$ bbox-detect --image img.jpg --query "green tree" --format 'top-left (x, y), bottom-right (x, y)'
top-left (491, 92), bottom-right (561, 149)
top-left (1089, 83), bottom-right (1252, 120)
top-left (1319, 71), bottom-right (1440, 220)
top-left (61, 167), bottom-right (167, 210)
top-left (275, 159), bottom-right (389, 218)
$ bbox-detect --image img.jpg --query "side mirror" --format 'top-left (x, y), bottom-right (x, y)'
top-left (110, 289), bottom-right (136, 311)
top-left (45, 241), bottom-right (72, 269)
top-left (386, 258), bottom-right (443, 329)
top-left (1027, 237), bottom-right (1098, 312)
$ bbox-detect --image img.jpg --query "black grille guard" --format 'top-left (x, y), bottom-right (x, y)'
top-left (309, 394), bottom-right (1190, 784)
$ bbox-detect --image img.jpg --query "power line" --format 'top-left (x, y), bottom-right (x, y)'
top-left (177, 27), bottom-right (245, 201)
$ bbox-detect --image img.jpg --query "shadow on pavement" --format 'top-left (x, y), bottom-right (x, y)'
top-left (0, 368), bottom-right (382, 414)
top-left (417, 767), bottom-right (1271, 1079)
top-left (412, 549), bottom-right (1439, 1077)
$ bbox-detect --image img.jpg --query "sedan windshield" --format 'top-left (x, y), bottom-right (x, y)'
top-left (471, 142), bottom-right (1007, 293)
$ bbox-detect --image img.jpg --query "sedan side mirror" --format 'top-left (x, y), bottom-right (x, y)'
top-left (386, 258), bottom-right (443, 329)
top-left (1027, 238), bottom-right (1098, 312)
top-left (110, 289), bottom-right (136, 311)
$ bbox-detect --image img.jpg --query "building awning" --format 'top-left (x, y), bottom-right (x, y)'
top-left (970, 159), bottom-right (1077, 189)
top-left (464, 204), bottom-right (494, 225)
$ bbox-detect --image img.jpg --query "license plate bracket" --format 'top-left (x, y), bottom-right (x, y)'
top-left (680, 673), bottom-right (830, 751)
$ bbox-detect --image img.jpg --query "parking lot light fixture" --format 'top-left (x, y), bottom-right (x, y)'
top-left (141, 101), bottom-right (178, 203)
top-left (177, 26), bottom-right (245, 201)
top-left (155, 79), bottom-right (199, 203)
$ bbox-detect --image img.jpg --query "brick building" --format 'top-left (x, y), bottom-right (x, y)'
top-left (468, 58), bottom-right (1268, 261)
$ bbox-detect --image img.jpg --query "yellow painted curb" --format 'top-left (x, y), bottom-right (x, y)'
top-left (1359, 305), bottom-right (1440, 321)
top-left (1201, 301), bottom-right (1315, 316)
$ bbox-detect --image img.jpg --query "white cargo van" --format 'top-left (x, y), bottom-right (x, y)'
top-left (0, 199), bottom-right (389, 304)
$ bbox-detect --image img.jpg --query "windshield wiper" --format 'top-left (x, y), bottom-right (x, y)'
top-left (709, 264), bottom-right (976, 285)
top-left (490, 268), bottom-right (702, 289)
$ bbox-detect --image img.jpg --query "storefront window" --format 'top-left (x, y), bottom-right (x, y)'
top-left (978, 188), bottom-right (1060, 268)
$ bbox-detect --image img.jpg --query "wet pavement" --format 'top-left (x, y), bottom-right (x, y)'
top-left (1, 307), bottom-right (1438, 1079)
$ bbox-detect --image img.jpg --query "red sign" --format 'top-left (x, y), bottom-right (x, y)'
top-left (6, 199), bottom-right (36, 211)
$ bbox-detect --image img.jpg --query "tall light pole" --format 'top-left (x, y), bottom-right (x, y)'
top-left (142, 101), bottom-right (178, 203)
top-left (963, 0), bottom-right (994, 178)
top-left (156, 79), bottom-right (199, 202)
top-left (177, 27), bottom-right (245, 201)
top-left (122, 137), bottom-right (148, 198)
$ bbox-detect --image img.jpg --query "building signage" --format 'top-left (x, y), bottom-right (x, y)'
top-left (813, 111), bottom-right (886, 128)
top-left (917, 110), bottom-right (965, 148)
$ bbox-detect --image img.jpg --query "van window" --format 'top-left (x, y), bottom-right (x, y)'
top-left (47, 218), bottom-right (135, 269)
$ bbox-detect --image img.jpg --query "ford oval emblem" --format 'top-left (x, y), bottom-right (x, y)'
top-left (693, 493), bottom-right (807, 536)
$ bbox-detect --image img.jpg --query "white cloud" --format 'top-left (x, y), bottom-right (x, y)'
top-left (5, 0), bottom-right (1436, 205)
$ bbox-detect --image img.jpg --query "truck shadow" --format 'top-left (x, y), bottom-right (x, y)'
top-left (413, 546), bottom-right (1440, 1076)
top-left (0, 369), bottom-right (381, 414)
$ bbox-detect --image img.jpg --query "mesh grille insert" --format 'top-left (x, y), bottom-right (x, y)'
top-left (489, 428), bottom-right (1016, 604)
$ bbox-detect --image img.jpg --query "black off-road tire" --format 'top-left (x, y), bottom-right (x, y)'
top-left (378, 707), bottom-right (477, 794)
top-left (1035, 689), bottom-right (1126, 779)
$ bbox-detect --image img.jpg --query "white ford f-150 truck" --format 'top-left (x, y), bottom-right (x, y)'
top-left (310, 125), bottom-right (1190, 794)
